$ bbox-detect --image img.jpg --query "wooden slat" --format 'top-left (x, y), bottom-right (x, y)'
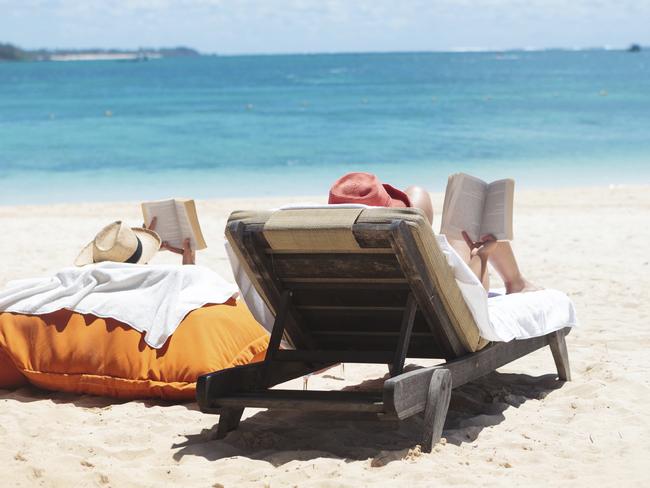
top-left (239, 227), bottom-right (315, 349)
top-left (297, 308), bottom-right (406, 320)
top-left (226, 221), bottom-right (273, 308)
top-left (275, 349), bottom-right (394, 363)
top-left (283, 277), bottom-right (408, 284)
top-left (265, 248), bottom-right (395, 255)
top-left (297, 309), bottom-right (405, 330)
top-left (269, 253), bottom-right (403, 280)
top-left (306, 336), bottom-right (443, 358)
top-left (289, 281), bottom-right (410, 291)
top-left (293, 303), bottom-right (444, 358)
top-left (389, 221), bottom-right (465, 358)
top-left (296, 305), bottom-right (405, 313)
top-left (351, 223), bottom-right (394, 249)
top-left (310, 330), bottom-right (432, 337)
top-left (295, 306), bottom-right (431, 332)
top-left (291, 286), bottom-right (410, 308)
top-left (391, 293), bottom-right (418, 376)
top-left (383, 332), bottom-right (554, 419)
top-left (261, 290), bottom-right (292, 386)
top-left (214, 390), bottom-right (384, 413)
top-left (197, 361), bottom-right (334, 413)
top-left (290, 295), bottom-right (432, 341)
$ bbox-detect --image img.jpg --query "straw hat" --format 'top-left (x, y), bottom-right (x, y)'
top-left (75, 221), bottom-right (161, 266)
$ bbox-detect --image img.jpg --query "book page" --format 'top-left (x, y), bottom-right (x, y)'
top-left (480, 179), bottom-right (514, 240)
top-left (174, 199), bottom-right (207, 251)
top-left (141, 199), bottom-right (183, 248)
top-left (440, 173), bottom-right (487, 241)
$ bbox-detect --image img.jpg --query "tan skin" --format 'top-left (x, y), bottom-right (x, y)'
top-left (145, 217), bottom-right (196, 265)
top-left (404, 186), bottom-right (539, 294)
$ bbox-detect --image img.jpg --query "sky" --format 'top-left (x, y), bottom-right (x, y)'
top-left (1, 0), bottom-right (649, 54)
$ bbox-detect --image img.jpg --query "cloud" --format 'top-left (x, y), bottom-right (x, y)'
top-left (3, 0), bottom-right (647, 23)
top-left (1, 0), bottom-right (648, 52)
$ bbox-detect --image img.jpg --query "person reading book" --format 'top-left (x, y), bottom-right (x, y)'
top-left (141, 198), bottom-right (208, 266)
top-left (145, 217), bottom-right (195, 265)
top-left (440, 172), bottom-right (540, 293)
top-left (327, 172), bottom-right (539, 294)
top-left (75, 196), bottom-right (208, 267)
top-left (73, 219), bottom-right (196, 266)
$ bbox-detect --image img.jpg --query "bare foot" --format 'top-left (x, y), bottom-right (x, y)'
top-left (505, 277), bottom-right (543, 294)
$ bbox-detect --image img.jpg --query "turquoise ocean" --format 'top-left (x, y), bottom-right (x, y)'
top-left (1, 50), bottom-right (649, 204)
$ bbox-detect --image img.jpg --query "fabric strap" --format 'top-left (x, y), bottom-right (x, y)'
top-left (263, 208), bottom-right (364, 251)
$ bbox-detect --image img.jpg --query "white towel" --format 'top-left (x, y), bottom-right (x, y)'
top-left (434, 234), bottom-right (493, 336)
top-left (434, 234), bottom-right (578, 340)
top-left (0, 262), bottom-right (238, 349)
top-left (486, 288), bottom-right (578, 342)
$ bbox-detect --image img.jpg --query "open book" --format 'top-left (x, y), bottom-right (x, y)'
top-left (141, 198), bottom-right (207, 251)
top-left (440, 173), bottom-right (514, 242)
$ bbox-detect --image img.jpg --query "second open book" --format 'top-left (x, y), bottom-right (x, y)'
top-left (440, 173), bottom-right (514, 242)
top-left (142, 198), bottom-right (207, 251)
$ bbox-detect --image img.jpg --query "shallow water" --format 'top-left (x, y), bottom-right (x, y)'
top-left (1, 50), bottom-right (649, 204)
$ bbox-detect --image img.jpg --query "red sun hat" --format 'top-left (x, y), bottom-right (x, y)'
top-left (328, 172), bottom-right (411, 208)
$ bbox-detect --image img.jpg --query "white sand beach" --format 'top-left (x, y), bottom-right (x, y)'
top-left (1, 185), bottom-right (649, 487)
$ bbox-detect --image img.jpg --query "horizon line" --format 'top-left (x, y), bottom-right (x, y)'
top-left (213, 44), bottom-right (643, 57)
top-left (5, 40), bottom-right (646, 57)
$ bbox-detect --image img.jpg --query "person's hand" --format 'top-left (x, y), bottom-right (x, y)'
top-left (143, 216), bottom-right (157, 231)
top-left (160, 238), bottom-right (195, 265)
top-left (144, 218), bottom-right (195, 264)
top-left (461, 231), bottom-right (497, 285)
top-left (461, 231), bottom-right (498, 259)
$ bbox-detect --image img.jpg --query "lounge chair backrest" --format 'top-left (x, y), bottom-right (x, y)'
top-left (226, 207), bottom-right (487, 360)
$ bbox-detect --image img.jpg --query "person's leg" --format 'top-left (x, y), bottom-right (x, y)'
top-left (458, 232), bottom-right (540, 293)
top-left (404, 186), bottom-right (538, 293)
top-left (404, 186), bottom-right (434, 225)
top-left (449, 238), bottom-right (491, 289)
top-left (487, 241), bottom-right (541, 294)
top-left (404, 186), bottom-right (494, 288)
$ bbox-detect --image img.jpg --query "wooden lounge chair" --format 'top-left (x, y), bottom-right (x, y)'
top-left (197, 207), bottom-right (571, 452)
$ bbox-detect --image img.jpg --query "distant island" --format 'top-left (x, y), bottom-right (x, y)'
top-left (0, 43), bottom-right (201, 62)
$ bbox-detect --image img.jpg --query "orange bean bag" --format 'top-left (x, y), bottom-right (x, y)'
top-left (0, 299), bottom-right (268, 401)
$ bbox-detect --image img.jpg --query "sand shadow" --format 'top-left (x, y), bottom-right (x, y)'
top-left (0, 384), bottom-right (199, 411)
top-left (171, 369), bottom-right (566, 465)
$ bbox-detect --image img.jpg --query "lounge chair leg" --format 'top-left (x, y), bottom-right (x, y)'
top-left (215, 407), bottom-right (244, 439)
top-left (548, 329), bottom-right (571, 381)
top-left (421, 369), bottom-right (452, 453)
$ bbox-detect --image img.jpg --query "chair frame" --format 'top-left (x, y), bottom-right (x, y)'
top-left (197, 212), bottom-right (571, 452)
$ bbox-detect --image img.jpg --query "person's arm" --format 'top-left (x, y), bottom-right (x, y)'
top-left (160, 239), bottom-right (196, 265)
top-left (144, 217), bottom-right (196, 265)
top-left (460, 231), bottom-right (540, 294)
top-left (460, 231), bottom-right (497, 289)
